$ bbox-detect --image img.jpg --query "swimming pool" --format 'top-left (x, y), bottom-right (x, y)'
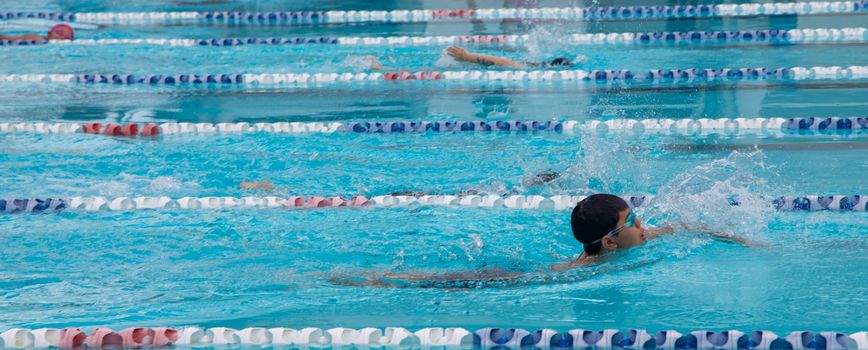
top-left (0, 0), bottom-right (866, 348)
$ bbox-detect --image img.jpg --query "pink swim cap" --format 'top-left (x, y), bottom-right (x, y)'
top-left (48, 23), bottom-right (74, 40)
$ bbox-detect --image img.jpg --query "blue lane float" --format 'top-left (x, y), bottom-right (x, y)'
top-left (0, 198), bottom-right (66, 213)
top-left (1, 195), bottom-right (866, 213)
top-left (0, 327), bottom-right (865, 349)
top-left (4, 1), bottom-right (867, 25)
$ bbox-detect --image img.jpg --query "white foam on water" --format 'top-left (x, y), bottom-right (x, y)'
top-left (147, 176), bottom-right (199, 192)
top-left (434, 48), bottom-right (462, 68)
top-left (649, 149), bottom-right (786, 240)
top-left (341, 55), bottom-right (377, 71)
top-left (552, 129), bottom-right (652, 195)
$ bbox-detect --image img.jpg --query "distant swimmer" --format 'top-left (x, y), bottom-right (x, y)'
top-left (0, 23), bottom-right (74, 41)
top-left (369, 45), bottom-right (580, 71)
top-left (239, 169), bottom-right (561, 197)
top-left (388, 169), bottom-right (562, 197)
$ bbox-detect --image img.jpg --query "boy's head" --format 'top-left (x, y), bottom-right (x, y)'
top-left (570, 194), bottom-right (645, 255)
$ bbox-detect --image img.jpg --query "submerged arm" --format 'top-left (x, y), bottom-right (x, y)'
top-left (331, 267), bottom-right (526, 289)
top-left (647, 224), bottom-right (768, 248)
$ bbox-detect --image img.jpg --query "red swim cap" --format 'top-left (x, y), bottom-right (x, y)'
top-left (48, 24), bottom-right (74, 40)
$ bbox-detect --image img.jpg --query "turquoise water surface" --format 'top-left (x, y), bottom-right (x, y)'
top-left (0, 0), bottom-right (866, 335)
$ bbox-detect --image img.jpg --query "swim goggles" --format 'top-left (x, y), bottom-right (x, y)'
top-left (588, 211), bottom-right (636, 245)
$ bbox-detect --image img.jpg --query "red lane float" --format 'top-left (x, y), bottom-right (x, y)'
top-left (152, 328), bottom-right (179, 347)
top-left (82, 122), bottom-right (159, 137)
top-left (25, 327), bottom-right (177, 348)
top-left (142, 123), bottom-right (161, 136)
top-left (431, 9), bottom-right (475, 18)
top-left (119, 327), bottom-right (155, 348)
top-left (383, 71), bottom-right (443, 80)
top-left (58, 328), bottom-right (88, 348)
top-left (458, 35), bottom-right (509, 43)
top-left (85, 328), bottom-right (124, 348)
top-left (104, 123), bottom-right (123, 136)
top-left (121, 123), bottom-right (139, 136)
top-left (83, 122), bottom-right (102, 134)
top-left (283, 196), bottom-right (371, 209)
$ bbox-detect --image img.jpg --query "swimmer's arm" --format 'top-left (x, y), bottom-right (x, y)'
top-left (649, 224), bottom-right (767, 248)
top-left (644, 225), bottom-right (677, 239)
top-left (446, 46), bottom-right (525, 68)
top-left (0, 34), bottom-right (44, 41)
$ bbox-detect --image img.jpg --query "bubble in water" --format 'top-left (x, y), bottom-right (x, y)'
top-left (147, 176), bottom-right (199, 192)
top-left (460, 234), bottom-right (485, 262)
top-left (86, 180), bottom-right (130, 197)
top-left (392, 248), bottom-right (406, 269)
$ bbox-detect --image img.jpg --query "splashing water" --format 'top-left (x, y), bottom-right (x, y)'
top-left (147, 176), bottom-right (199, 192)
top-left (647, 149), bottom-right (787, 239)
top-left (340, 55), bottom-right (377, 71)
top-left (460, 233), bottom-right (485, 262)
top-left (525, 21), bottom-right (589, 64)
top-left (525, 26), bottom-right (561, 63)
top-left (434, 48), bottom-right (462, 68)
top-left (550, 131), bottom-right (653, 195)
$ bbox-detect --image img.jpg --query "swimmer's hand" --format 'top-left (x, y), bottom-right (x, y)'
top-left (367, 56), bottom-right (388, 70)
top-left (239, 181), bottom-right (274, 191)
top-left (446, 46), bottom-right (472, 61)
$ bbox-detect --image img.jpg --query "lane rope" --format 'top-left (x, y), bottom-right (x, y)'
top-left (1, 195), bottom-right (865, 213)
top-left (2, 1), bottom-right (866, 25)
top-left (0, 65), bottom-right (865, 86)
top-left (0, 327), bottom-right (864, 349)
top-left (1, 28), bottom-right (864, 47)
top-left (1, 118), bottom-right (866, 137)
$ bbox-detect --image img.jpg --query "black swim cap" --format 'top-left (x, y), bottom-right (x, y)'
top-left (547, 57), bottom-right (573, 67)
top-left (570, 194), bottom-right (629, 255)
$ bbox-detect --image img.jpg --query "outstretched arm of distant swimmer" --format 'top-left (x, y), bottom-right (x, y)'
top-left (0, 34), bottom-right (44, 41)
top-left (446, 46), bottom-right (526, 68)
top-left (368, 56), bottom-right (395, 71)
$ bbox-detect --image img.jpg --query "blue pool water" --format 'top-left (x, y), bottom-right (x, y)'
top-left (0, 0), bottom-right (866, 338)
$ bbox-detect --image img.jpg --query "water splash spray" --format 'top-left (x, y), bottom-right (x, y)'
top-left (648, 149), bottom-right (787, 238)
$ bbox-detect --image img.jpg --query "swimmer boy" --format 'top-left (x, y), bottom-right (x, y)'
top-left (332, 193), bottom-right (753, 288)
